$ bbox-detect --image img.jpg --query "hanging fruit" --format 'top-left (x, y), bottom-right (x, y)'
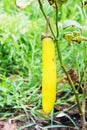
top-left (42, 17), bottom-right (57, 114)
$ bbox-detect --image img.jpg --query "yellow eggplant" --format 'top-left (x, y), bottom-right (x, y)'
top-left (42, 36), bottom-right (57, 114)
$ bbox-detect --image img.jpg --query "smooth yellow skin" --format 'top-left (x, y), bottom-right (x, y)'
top-left (42, 37), bottom-right (57, 114)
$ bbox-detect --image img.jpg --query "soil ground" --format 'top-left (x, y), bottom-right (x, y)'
top-left (0, 105), bottom-right (87, 130)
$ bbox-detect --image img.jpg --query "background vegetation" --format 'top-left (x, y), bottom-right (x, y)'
top-left (0, 0), bottom-right (87, 129)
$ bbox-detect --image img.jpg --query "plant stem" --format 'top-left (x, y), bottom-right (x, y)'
top-left (80, 1), bottom-right (87, 128)
top-left (81, 43), bottom-right (87, 130)
top-left (55, 39), bottom-right (82, 115)
top-left (54, 1), bottom-right (83, 116)
top-left (38, 0), bottom-right (56, 39)
top-left (55, 2), bottom-right (59, 38)
top-left (45, 16), bottom-right (49, 34)
top-left (82, 87), bottom-right (87, 130)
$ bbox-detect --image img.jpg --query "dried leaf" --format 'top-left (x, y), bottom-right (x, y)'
top-left (16, 0), bottom-right (32, 10)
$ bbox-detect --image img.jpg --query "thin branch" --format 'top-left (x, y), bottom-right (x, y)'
top-left (38, 0), bottom-right (56, 39)
top-left (55, 2), bottom-right (59, 38)
top-left (55, 39), bottom-right (82, 115)
top-left (38, 0), bottom-right (47, 19)
top-left (81, 43), bottom-right (87, 129)
top-left (82, 85), bottom-right (87, 130)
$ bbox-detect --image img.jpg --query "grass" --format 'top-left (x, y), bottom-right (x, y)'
top-left (0, 0), bottom-right (87, 129)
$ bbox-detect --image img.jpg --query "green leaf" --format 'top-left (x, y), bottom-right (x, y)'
top-left (17, 122), bottom-right (35, 130)
top-left (63, 20), bottom-right (82, 29)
